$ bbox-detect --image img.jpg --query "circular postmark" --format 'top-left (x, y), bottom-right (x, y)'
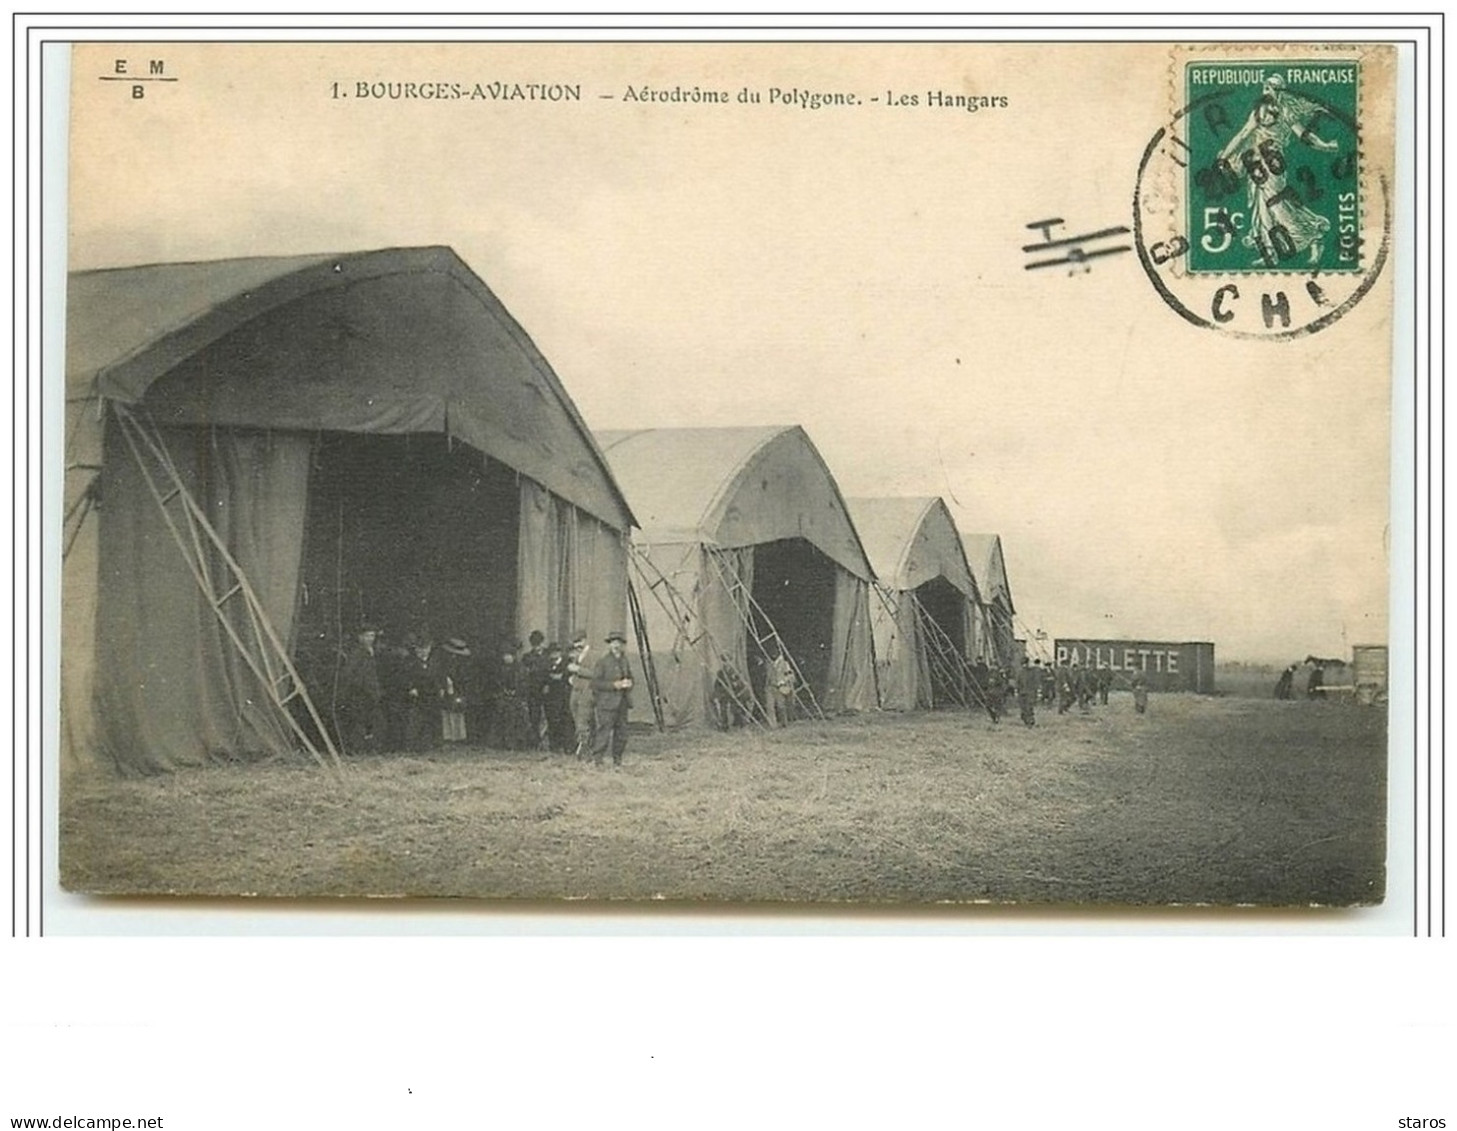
top-left (1134, 61), bottom-right (1389, 340)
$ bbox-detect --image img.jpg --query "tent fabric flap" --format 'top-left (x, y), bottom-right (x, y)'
top-left (517, 477), bottom-right (629, 658)
top-left (626, 542), bottom-right (755, 730)
top-left (94, 422), bottom-right (312, 773)
top-left (627, 542), bottom-right (711, 729)
top-left (61, 398), bottom-right (106, 770)
top-left (826, 570), bottom-right (878, 714)
top-left (870, 586), bottom-right (932, 711)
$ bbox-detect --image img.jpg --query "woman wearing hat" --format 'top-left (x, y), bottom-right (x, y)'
top-left (589, 629), bottom-right (635, 766)
top-left (438, 637), bottom-right (473, 743)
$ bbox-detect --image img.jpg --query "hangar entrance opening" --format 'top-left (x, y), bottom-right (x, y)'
top-left (293, 434), bottom-right (520, 694)
top-left (749, 537), bottom-right (837, 705)
top-left (916, 575), bottom-right (967, 707)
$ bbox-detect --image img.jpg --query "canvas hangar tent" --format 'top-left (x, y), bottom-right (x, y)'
top-left (961, 533), bottom-right (1018, 668)
top-left (63, 246), bottom-right (634, 774)
top-left (847, 497), bottom-right (986, 711)
top-left (595, 426), bottom-right (879, 729)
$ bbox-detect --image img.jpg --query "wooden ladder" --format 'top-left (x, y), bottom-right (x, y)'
top-left (702, 547), bottom-right (825, 723)
top-left (112, 403), bottom-right (342, 771)
top-left (626, 543), bottom-right (768, 729)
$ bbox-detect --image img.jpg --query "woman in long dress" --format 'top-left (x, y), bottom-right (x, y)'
top-left (1217, 74), bottom-right (1340, 266)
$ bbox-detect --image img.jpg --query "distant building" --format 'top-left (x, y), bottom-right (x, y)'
top-left (1351, 644), bottom-right (1388, 703)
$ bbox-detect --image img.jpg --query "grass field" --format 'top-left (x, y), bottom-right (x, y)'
top-left (60, 693), bottom-right (1387, 907)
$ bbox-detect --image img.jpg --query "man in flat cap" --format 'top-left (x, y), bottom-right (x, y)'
top-left (589, 629), bottom-right (635, 766)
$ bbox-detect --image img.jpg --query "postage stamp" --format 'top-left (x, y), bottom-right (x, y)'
top-left (1184, 60), bottom-right (1360, 274)
top-left (1134, 45), bottom-right (1393, 339)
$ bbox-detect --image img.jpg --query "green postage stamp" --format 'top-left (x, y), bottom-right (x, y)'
top-left (1184, 60), bottom-right (1360, 275)
top-left (1134, 44), bottom-right (1391, 339)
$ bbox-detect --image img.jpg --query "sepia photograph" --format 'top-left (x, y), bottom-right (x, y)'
top-left (56, 38), bottom-right (1398, 908)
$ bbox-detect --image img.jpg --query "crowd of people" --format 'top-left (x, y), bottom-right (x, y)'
top-left (329, 622), bottom-right (1162, 764)
top-left (967, 657), bottom-right (1150, 728)
top-left (330, 623), bottom-right (638, 766)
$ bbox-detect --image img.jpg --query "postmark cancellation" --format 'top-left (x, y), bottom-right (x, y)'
top-left (1135, 44), bottom-right (1394, 339)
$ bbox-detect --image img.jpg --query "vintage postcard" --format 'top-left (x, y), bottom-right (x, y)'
top-left (58, 41), bottom-right (1397, 907)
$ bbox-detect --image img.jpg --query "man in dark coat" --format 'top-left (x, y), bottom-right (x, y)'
top-left (1056, 662), bottom-right (1075, 715)
top-left (1074, 665), bottom-right (1093, 714)
top-left (969, 659), bottom-right (998, 723)
top-left (397, 634), bottom-right (444, 751)
top-left (589, 629), bottom-right (635, 766)
top-left (1131, 670), bottom-right (1150, 714)
top-left (522, 630), bottom-right (550, 749)
top-left (1016, 659), bottom-right (1038, 727)
top-left (336, 623), bottom-right (385, 756)
top-left (1040, 662), bottom-right (1056, 704)
top-left (543, 642), bottom-right (575, 753)
top-left (711, 654), bottom-right (753, 730)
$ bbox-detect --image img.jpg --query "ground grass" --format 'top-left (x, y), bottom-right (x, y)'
top-left (60, 694), bottom-right (1387, 907)
top-left (1214, 663), bottom-right (1283, 699)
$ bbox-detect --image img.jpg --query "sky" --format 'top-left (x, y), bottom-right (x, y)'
top-left (63, 41), bottom-right (1397, 664)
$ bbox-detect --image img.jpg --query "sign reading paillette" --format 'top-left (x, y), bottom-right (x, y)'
top-left (1053, 640), bottom-right (1216, 693)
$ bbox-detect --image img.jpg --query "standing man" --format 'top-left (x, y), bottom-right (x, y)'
top-left (398, 633), bottom-right (443, 752)
top-left (1131, 670), bottom-right (1150, 715)
top-left (711, 654), bottom-right (752, 730)
top-left (543, 642), bottom-right (575, 753)
top-left (970, 658), bottom-right (999, 723)
top-left (336, 621), bottom-right (385, 756)
top-left (1016, 658), bottom-right (1038, 728)
top-left (590, 629), bottom-right (635, 766)
top-left (522, 630), bottom-right (550, 749)
top-left (1075, 665), bottom-right (1093, 714)
top-left (1055, 660), bottom-right (1075, 715)
top-left (565, 632), bottom-right (595, 759)
top-left (766, 646), bottom-right (796, 728)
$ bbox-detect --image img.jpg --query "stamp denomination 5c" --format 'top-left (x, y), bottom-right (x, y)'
top-left (1135, 45), bottom-right (1392, 339)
